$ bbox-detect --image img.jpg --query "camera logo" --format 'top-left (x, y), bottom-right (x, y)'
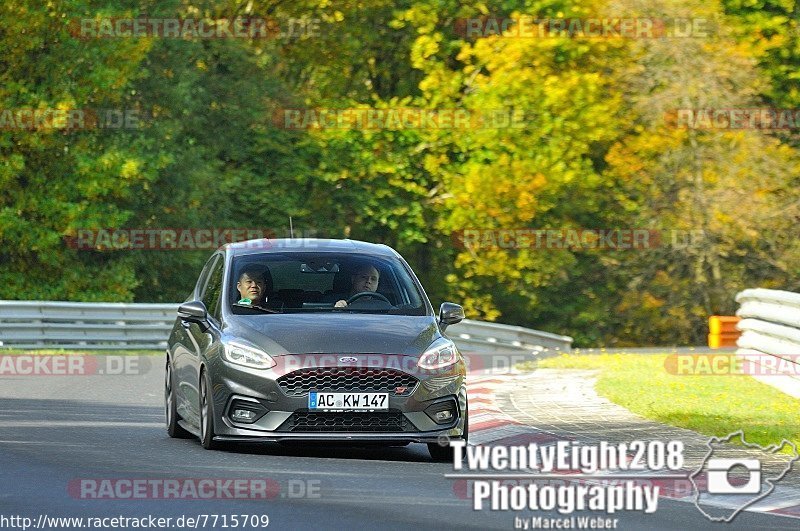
top-left (690, 430), bottom-right (798, 522)
top-left (706, 458), bottom-right (761, 494)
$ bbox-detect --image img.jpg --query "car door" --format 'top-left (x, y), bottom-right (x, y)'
top-left (181, 254), bottom-right (226, 424)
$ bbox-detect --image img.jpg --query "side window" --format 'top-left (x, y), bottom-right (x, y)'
top-left (194, 255), bottom-right (218, 299)
top-left (202, 257), bottom-right (225, 320)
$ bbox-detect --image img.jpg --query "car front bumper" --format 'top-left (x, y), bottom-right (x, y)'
top-left (204, 353), bottom-right (468, 442)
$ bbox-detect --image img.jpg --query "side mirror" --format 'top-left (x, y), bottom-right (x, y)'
top-left (438, 302), bottom-right (465, 330)
top-left (178, 300), bottom-right (209, 325)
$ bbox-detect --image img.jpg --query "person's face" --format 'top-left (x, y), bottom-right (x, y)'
top-left (351, 266), bottom-right (379, 293)
top-left (237, 273), bottom-right (265, 302)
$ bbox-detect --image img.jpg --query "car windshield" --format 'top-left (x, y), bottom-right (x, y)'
top-left (228, 252), bottom-right (427, 316)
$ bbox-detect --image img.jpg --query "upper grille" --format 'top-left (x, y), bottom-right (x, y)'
top-left (278, 410), bottom-right (412, 432)
top-left (277, 367), bottom-right (418, 397)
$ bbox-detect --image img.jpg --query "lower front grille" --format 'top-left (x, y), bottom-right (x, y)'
top-left (278, 409), bottom-right (413, 432)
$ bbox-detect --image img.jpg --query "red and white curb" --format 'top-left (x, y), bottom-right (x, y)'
top-left (467, 371), bottom-right (566, 447)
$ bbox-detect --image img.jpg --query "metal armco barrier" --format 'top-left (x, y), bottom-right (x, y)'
top-left (0, 301), bottom-right (178, 350)
top-left (0, 300), bottom-right (573, 354)
top-left (446, 318), bottom-right (573, 355)
top-left (735, 288), bottom-right (800, 397)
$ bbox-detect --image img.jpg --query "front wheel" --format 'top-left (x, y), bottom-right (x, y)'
top-left (199, 369), bottom-right (222, 450)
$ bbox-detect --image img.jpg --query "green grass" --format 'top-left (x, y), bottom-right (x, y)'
top-left (0, 348), bottom-right (162, 356)
top-left (519, 353), bottom-right (800, 452)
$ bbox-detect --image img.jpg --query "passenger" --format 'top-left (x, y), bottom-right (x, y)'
top-left (236, 268), bottom-right (267, 306)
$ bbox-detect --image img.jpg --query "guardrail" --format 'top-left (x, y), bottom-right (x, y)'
top-left (0, 300), bottom-right (573, 354)
top-left (0, 301), bottom-right (178, 350)
top-left (446, 319), bottom-right (573, 355)
top-left (735, 288), bottom-right (800, 396)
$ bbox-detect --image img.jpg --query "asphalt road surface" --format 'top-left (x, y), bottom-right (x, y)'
top-left (0, 353), bottom-right (796, 530)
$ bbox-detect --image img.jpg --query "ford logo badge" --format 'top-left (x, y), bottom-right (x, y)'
top-left (339, 356), bottom-right (358, 363)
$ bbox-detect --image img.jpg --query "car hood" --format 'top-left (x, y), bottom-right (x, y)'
top-left (228, 314), bottom-right (440, 357)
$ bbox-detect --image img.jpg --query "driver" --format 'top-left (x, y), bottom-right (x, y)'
top-left (334, 264), bottom-right (380, 308)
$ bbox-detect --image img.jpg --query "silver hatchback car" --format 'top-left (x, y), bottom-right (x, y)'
top-left (165, 239), bottom-right (468, 460)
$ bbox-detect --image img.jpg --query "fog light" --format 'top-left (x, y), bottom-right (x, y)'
top-left (425, 399), bottom-right (458, 425)
top-left (227, 397), bottom-right (268, 424)
top-left (434, 410), bottom-right (453, 422)
top-left (232, 409), bottom-right (258, 422)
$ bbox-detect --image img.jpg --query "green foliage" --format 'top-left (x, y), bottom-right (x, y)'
top-left (0, 0), bottom-right (156, 300)
top-left (721, 0), bottom-right (800, 107)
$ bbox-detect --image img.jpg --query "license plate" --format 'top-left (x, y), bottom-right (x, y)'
top-left (308, 392), bottom-right (389, 411)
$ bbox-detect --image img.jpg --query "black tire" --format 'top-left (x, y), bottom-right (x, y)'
top-left (199, 369), bottom-right (222, 450)
top-left (165, 359), bottom-right (192, 439)
top-left (428, 403), bottom-right (468, 462)
top-left (427, 441), bottom-right (455, 461)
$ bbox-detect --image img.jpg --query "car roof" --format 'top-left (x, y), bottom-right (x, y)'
top-left (225, 238), bottom-right (399, 258)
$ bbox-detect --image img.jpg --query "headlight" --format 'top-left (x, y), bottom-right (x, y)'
top-left (417, 339), bottom-right (459, 370)
top-left (223, 341), bottom-right (276, 369)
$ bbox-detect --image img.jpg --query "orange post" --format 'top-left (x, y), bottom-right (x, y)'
top-left (708, 316), bottom-right (741, 348)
